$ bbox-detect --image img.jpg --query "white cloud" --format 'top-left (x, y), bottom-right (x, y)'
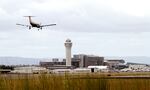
top-left (0, 0), bottom-right (150, 64)
top-left (1, 0), bottom-right (150, 32)
top-left (108, 0), bottom-right (150, 17)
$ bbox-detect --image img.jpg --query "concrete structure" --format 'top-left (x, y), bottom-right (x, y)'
top-left (11, 66), bottom-right (48, 74)
top-left (40, 58), bottom-right (80, 69)
top-left (88, 66), bottom-right (108, 72)
top-left (0, 69), bottom-right (11, 74)
top-left (64, 39), bottom-right (72, 66)
top-left (123, 63), bottom-right (150, 72)
top-left (105, 59), bottom-right (125, 69)
top-left (121, 65), bottom-right (150, 72)
top-left (73, 68), bottom-right (91, 73)
top-left (40, 54), bottom-right (104, 68)
top-left (88, 66), bottom-right (108, 69)
top-left (52, 69), bottom-right (72, 73)
top-left (73, 54), bottom-right (104, 67)
top-left (73, 54), bottom-right (85, 67)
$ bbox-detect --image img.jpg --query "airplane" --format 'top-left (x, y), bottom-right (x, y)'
top-left (16, 16), bottom-right (56, 30)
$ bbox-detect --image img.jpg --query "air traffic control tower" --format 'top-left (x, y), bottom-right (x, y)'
top-left (64, 39), bottom-right (72, 67)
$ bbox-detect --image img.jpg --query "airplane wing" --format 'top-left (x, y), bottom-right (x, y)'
top-left (41, 24), bottom-right (56, 27)
top-left (16, 23), bottom-right (31, 27)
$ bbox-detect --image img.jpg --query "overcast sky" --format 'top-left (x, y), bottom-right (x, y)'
top-left (0, 0), bottom-right (150, 63)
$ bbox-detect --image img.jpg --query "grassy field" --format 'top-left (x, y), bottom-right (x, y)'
top-left (0, 72), bottom-right (149, 90)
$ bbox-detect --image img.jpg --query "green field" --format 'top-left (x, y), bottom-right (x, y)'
top-left (0, 72), bottom-right (150, 90)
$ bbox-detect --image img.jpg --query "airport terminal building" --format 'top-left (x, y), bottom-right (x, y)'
top-left (40, 54), bottom-right (104, 69)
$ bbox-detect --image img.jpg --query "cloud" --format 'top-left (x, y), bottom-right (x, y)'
top-left (0, 0), bottom-right (150, 32)
top-left (0, 0), bottom-right (150, 61)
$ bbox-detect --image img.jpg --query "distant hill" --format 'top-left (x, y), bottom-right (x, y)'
top-left (0, 56), bottom-right (150, 65)
top-left (0, 57), bottom-right (41, 65)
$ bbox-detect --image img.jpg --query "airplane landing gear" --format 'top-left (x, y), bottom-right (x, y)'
top-left (29, 26), bottom-right (31, 29)
top-left (40, 27), bottom-right (42, 30)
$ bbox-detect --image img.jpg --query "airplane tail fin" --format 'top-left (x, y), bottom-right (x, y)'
top-left (24, 16), bottom-right (35, 17)
top-left (24, 16), bottom-right (35, 23)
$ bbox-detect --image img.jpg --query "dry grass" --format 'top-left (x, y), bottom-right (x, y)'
top-left (0, 72), bottom-right (149, 90)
